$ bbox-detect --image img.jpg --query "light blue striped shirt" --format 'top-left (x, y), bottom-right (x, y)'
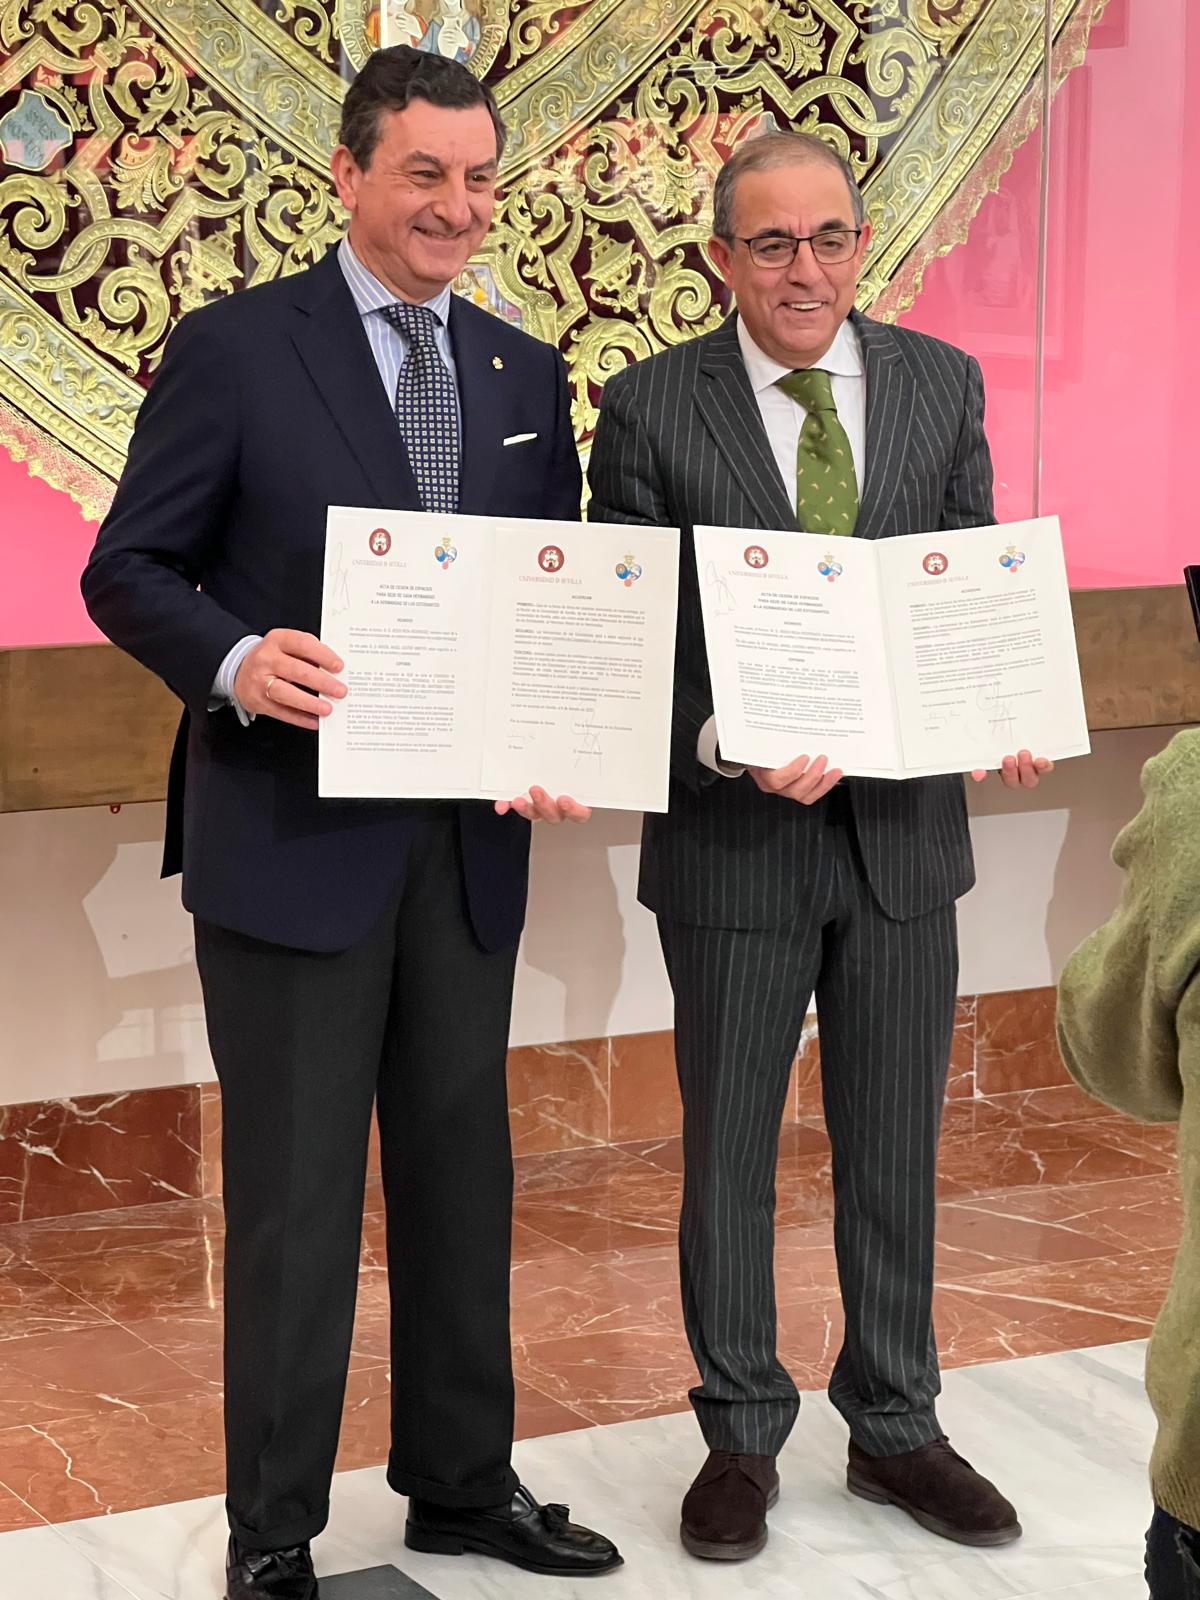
top-left (211, 236), bottom-right (460, 718)
top-left (336, 234), bottom-right (460, 421)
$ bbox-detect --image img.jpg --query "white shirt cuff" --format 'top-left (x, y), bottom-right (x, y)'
top-left (209, 634), bottom-right (263, 727)
top-left (697, 715), bottom-right (746, 778)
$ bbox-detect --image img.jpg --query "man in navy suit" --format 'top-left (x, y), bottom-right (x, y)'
top-left (83, 47), bottom-right (621, 1600)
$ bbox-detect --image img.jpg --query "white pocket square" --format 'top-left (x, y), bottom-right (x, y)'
top-left (503, 432), bottom-right (538, 446)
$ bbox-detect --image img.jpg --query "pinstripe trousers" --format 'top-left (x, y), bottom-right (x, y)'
top-left (657, 795), bottom-right (958, 1459)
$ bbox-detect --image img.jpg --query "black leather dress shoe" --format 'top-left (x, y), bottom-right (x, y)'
top-left (406, 1485), bottom-right (623, 1576)
top-left (225, 1536), bottom-right (318, 1598)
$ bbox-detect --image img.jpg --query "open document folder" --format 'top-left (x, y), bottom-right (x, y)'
top-left (695, 516), bottom-right (1090, 779)
top-left (319, 507), bottom-right (680, 812)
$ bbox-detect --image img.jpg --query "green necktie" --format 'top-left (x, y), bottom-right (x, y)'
top-left (776, 368), bottom-right (858, 536)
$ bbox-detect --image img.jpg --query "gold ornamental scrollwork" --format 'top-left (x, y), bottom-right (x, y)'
top-left (0, 0), bottom-right (1110, 519)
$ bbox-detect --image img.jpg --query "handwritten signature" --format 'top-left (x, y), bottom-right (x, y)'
top-left (704, 560), bottom-right (736, 616)
top-left (572, 705), bottom-right (604, 768)
top-left (976, 681), bottom-right (1016, 743)
top-left (328, 541), bottom-right (351, 616)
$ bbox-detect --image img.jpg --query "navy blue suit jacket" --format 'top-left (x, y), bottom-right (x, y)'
top-left (82, 248), bottom-right (582, 953)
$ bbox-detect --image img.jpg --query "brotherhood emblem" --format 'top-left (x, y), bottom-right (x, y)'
top-left (373, 0), bottom-right (497, 73)
top-left (922, 551), bottom-right (949, 576)
top-left (818, 553), bottom-right (844, 584)
top-left (615, 554), bottom-right (642, 587)
top-left (434, 535), bottom-right (458, 572)
top-left (1000, 544), bottom-right (1026, 573)
top-left (538, 544), bottom-right (565, 573)
top-left (369, 527), bottom-right (392, 557)
top-left (744, 545), bottom-right (769, 570)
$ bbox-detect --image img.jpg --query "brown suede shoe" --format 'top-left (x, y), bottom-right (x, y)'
top-left (847, 1438), bottom-right (1021, 1547)
top-left (681, 1450), bottom-right (780, 1561)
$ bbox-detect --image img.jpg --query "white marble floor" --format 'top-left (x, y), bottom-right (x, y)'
top-left (0, 1342), bottom-right (1156, 1600)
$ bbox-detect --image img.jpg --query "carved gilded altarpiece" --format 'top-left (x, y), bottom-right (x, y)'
top-left (0, 0), bottom-right (1109, 521)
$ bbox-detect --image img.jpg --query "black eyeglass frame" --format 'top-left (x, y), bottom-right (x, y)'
top-left (732, 228), bottom-right (864, 267)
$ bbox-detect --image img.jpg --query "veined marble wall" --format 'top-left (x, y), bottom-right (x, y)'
top-left (0, 985), bottom-right (1084, 1224)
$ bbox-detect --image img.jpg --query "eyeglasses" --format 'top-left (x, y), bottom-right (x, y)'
top-left (736, 229), bottom-right (862, 268)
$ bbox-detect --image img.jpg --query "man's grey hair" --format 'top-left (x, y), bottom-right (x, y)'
top-left (712, 131), bottom-right (865, 239)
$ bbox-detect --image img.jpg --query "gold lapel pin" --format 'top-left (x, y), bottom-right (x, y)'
top-left (492, 356), bottom-right (504, 370)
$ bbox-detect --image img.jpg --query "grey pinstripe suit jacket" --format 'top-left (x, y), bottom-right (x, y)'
top-left (587, 309), bottom-right (995, 929)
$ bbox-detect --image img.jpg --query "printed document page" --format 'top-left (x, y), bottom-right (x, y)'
top-left (320, 507), bottom-right (679, 810)
top-left (695, 517), bottom-right (1089, 779)
top-left (694, 524), bottom-right (900, 773)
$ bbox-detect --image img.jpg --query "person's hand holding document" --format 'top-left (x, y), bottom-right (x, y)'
top-left (318, 508), bottom-right (680, 813)
top-left (493, 786), bottom-right (592, 825)
top-left (695, 516), bottom-right (1087, 785)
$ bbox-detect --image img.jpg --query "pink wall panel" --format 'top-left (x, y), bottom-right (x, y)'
top-left (897, 124), bottom-right (1041, 530)
top-left (1040, 0), bottom-right (1192, 588)
top-left (903, 0), bottom-right (1194, 589)
top-left (0, 454), bottom-right (99, 646)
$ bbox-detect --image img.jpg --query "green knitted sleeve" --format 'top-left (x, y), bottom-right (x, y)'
top-left (1055, 732), bottom-right (1200, 1123)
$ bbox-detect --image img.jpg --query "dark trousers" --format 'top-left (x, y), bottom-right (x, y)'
top-left (195, 815), bottom-right (520, 1551)
top-left (658, 795), bottom-right (957, 1459)
top-left (1149, 1508), bottom-right (1200, 1599)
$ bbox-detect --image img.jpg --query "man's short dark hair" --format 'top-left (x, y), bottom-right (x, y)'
top-left (713, 130), bottom-right (864, 239)
top-left (339, 46), bottom-right (506, 170)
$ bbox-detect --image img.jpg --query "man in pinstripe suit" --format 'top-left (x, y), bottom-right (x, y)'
top-left (588, 131), bottom-right (1052, 1562)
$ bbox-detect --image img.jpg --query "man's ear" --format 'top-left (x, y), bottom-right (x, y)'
top-left (709, 234), bottom-right (735, 289)
top-left (330, 144), bottom-right (361, 212)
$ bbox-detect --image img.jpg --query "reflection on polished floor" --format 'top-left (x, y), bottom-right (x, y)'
top-left (0, 1079), bottom-right (1178, 1540)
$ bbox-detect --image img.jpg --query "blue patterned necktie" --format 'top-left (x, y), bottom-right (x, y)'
top-left (381, 301), bottom-right (460, 514)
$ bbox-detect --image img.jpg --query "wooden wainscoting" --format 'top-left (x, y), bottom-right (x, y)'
top-left (1, 584), bottom-right (1197, 813)
top-left (1071, 584), bottom-right (1200, 731)
top-left (0, 644), bottom-right (178, 812)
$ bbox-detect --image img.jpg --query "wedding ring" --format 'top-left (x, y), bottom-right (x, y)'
top-left (264, 675), bottom-right (277, 702)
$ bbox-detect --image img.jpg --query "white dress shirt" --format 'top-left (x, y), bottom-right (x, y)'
top-left (698, 315), bottom-right (868, 777)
